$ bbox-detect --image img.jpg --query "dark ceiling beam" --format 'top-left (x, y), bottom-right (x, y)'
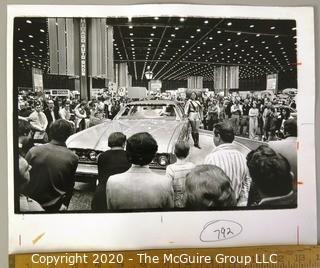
top-left (223, 29), bottom-right (294, 38)
top-left (164, 63), bottom-right (193, 80)
top-left (156, 19), bottom-right (225, 80)
top-left (133, 62), bottom-right (137, 80)
top-left (117, 26), bottom-right (130, 62)
top-left (150, 23), bottom-right (169, 73)
top-left (141, 18), bottom-right (171, 80)
top-left (107, 22), bottom-right (215, 29)
top-left (114, 59), bottom-right (169, 62)
top-left (168, 63), bottom-right (202, 80)
top-left (180, 60), bottom-right (275, 67)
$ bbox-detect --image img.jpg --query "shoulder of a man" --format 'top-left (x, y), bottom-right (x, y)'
top-left (154, 174), bottom-right (173, 193)
top-left (107, 173), bottom-right (127, 186)
top-left (28, 143), bottom-right (49, 154)
top-left (55, 144), bottom-right (79, 162)
top-left (99, 150), bottom-right (122, 162)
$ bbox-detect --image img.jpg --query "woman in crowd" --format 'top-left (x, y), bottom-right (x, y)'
top-left (185, 165), bottom-right (236, 209)
top-left (74, 101), bottom-right (87, 132)
top-left (206, 99), bottom-right (220, 131)
top-left (184, 91), bottom-right (203, 149)
top-left (248, 102), bottom-right (259, 140)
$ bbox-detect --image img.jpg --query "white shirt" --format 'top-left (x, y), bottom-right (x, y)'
top-left (166, 159), bottom-right (195, 207)
top-left (204, 143), bottom-right (251, 206)
top-left (28, 110), bottom-right (48, 131)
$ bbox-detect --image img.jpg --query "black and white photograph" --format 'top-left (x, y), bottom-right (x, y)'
top-left (7, 4), bottom-right (317, 252)
top-left (13, 15), bottom-right (299, 213)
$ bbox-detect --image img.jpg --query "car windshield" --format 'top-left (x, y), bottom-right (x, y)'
top-left (118, 104), bottom-right (179, 119)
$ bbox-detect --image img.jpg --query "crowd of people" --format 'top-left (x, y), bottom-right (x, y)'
top-left (18, 89), bottom-right (125, 141)
top-left (16, 88), bottom-right (297, 212)
top-left (180, 91), bottom-right (296, 142)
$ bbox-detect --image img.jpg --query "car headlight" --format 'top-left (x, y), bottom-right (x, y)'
top-left (158, 155), bottom-right (169, 166)
top-left (89, 151), bottom-right (97, 161)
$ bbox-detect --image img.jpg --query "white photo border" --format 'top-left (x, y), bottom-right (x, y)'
top-left (7, 4), bottom-right (317, 253)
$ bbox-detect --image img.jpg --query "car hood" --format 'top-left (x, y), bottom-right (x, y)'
top-left (66, 119), bottom-right (184, 153)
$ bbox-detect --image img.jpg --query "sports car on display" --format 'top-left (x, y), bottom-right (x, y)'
top-left (66, 100), bottom-right (190, 181)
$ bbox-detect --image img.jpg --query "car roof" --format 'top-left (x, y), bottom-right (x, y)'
top-left (126, 100), bottom-right (178, 105)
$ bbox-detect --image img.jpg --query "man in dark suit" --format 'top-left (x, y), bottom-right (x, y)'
top-left (25, 119), bottom-right (78, 212)
top-left (44, 100), bottom-right (60, 133)
top-left (91, 132), bottom-right (131, 212)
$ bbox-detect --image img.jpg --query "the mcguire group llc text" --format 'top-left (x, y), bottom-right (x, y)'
top-left (31, 252), bottom-right (278, 266)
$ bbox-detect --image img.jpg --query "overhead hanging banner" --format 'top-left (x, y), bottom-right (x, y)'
top-left (32, 67), bottom-right (43, 93)
top-left (266, 73), bottom-right (278, 92)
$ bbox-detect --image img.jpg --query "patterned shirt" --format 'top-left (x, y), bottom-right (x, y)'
top-left (166, 160), bottom-right (195, 208)
top-left (204, 143), bottom-right (251, 206)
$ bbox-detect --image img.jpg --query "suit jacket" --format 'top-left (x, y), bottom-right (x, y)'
top-left (44, 108), bottom-right (60, 131)
top-left (97, 149), bottom-right (131, 185)
top-left (25, 140), bottom-right (78, 210)
top-left (91, 149), bottom-right (131, 212)
top-left (106, 165), bottom-right (174, 210)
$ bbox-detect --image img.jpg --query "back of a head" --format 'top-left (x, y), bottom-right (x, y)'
top-left (18, 119), bottom-right (31, 137)
top-left (214, 122), bottom-right (234, 143)
top-left (174, 141), bottom-right (190, 159)
top-left (49, 119), bottom-right (74, 143)
top-left (284, 119), bottom-right (297, 137)
top-left (108, 132), bottom-right (126, 148)
top-left (246, 145), bottom-right (292, 197)
top-left (185, 165), bottom-right (236, 209)
top-left (126, 132), bottom-right (158, 166)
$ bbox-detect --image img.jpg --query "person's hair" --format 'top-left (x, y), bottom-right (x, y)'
top-left (126, 132), bottom-right (158, 166)
top-left (190, 91), bottom-right (197, 99)
top-left (34, 100), bottom-right (42, 107)
top-left (284, 119), bottom-right (297, 137)
top-left (246, 145), bottom-right (292, 196)
top-left (49, 119), bottom-right (74, 143)
top-left (213, 122), bottom-right (234, 143)
top-left (174, 141), bottom-right (190, 159)
top-left (108, 132), bottom-right (126, 148)
top-left (18, 119), bottom-right (31, 136)
top-left (185, 165), bottom-right (236, 209)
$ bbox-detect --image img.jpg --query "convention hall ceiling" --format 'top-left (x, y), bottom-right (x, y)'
top-left (14, 16), bottom-right (297, 81)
